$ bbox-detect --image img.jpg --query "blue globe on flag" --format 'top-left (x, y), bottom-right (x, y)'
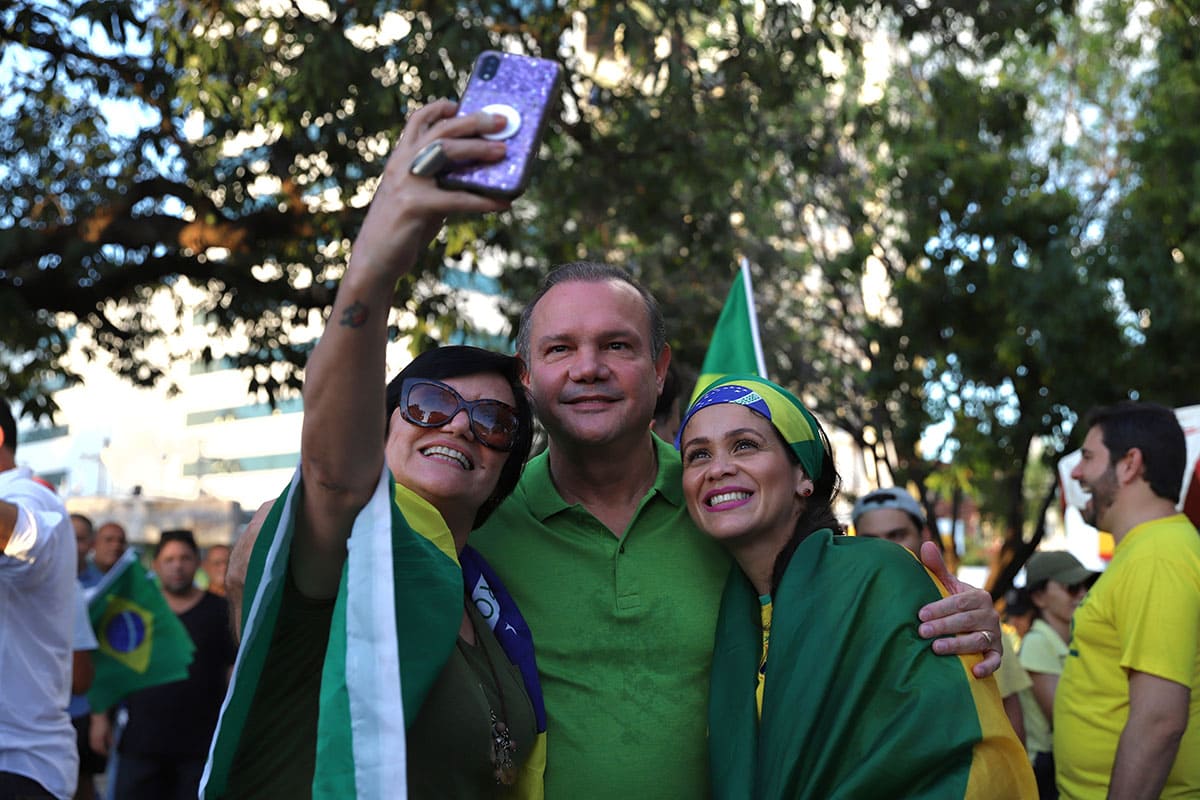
top-left (104, 609), bottom-right (147, 654)
top-left (96, 596), bottom-right (155, 673)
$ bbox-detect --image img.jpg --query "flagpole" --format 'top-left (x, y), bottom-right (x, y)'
top-left (739, 257), bottom-right (767, 378)
top-left (83, 547), bottom-right (138, 603)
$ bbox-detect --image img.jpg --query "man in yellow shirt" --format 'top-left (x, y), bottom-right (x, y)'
top-left (1058, 402), bottom-right (1200, 799)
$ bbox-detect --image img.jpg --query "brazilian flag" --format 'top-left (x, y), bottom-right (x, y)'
top-left (85, 549), bottom-right (196, 711)
top-left (690, 258), bottom-right (767, 404)
top-left (201, 467), bottom-right (547, 799)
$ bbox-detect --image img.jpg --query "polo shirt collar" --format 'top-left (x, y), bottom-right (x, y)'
top-left (650, 433), bottom-right (684, 507)
top-left (519, 434), bottom-right (684, 521)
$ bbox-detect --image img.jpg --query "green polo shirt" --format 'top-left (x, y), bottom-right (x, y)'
top-left (472, 435), bottom-right (732, 799)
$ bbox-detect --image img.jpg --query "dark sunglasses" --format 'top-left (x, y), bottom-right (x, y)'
top-left (399, 378), bottom-right (520, 452)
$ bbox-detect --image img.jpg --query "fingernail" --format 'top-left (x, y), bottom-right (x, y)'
top-left (932, 639), bottom-right (948, 653)
top-left (918, 624), bottom-right (933, 638)
top-left (493, 113), bottom-right (507, 126)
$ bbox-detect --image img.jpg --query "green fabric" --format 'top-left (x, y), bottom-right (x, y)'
top-left (202, 485), bottom-right (292, 799)
top-left (313, 569), bottom-right (357, 797)
top-left (202, 470), bottom-right (468, 799)
top-left (86, 550), bottom-right (196, 712)
top-left (224, 571), bottom-right (334, 798)
top-left (217, 476), bottom-right (540, 800)
top-left (709, 530), bottom-right (983, 800)
top-left (472, 436), bottom-right (732, 800)
top-left (408, 601), bottom-right (538, 799)
top-left (314, 475), bottom-right (464, 797)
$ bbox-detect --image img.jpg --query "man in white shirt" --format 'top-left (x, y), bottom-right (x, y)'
top-left (0, 399), bottom-right (78, 800)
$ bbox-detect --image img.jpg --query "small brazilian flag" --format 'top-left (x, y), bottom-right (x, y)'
top-left (691, 258), bottom-right (768, 404)
top-left (85, 549), bottom-right (196, 711)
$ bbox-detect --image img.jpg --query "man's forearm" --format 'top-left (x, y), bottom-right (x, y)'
top-left (1108, 719), bottom-right (1184, 800)
top-left (1109, 671), bottom-right (1191, 799)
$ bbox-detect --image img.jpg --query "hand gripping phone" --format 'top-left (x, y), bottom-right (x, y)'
top-left (438, 51), bottom-right (563, 200)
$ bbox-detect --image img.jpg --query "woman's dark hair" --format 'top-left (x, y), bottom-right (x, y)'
top-left (1022, 581), bottom-right (1049, 620)
top-left (1004, 586), bottom-right (1034, 619)
top-left (769, 422), bottom-right (842, 596)
top-left (384, 346), bottom-right (533, 529)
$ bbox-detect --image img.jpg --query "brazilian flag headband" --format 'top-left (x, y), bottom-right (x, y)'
top-left (675, 374), bottom-right (825, 481)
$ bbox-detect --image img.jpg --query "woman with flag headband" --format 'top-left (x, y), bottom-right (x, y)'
top-left (201, 102), bottom-right (545, 798)
top-left (676, 375), bottom-right (1036, 799)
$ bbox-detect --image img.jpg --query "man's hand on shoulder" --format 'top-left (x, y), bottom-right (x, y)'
top-left (915, 541), bottom-right (1004, 678)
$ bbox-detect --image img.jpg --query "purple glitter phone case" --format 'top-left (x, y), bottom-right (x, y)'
top-left (438, 51), bottom-right (563, 200)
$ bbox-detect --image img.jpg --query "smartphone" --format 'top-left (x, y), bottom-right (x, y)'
top-left (438, 51), bottom-right (563, 200)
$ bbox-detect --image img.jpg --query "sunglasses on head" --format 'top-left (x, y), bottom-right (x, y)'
top-left (398, 378), bottom-right (520, 452)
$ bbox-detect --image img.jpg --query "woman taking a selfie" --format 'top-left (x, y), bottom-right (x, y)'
top-left (200, 102), bottom-right (545, 799)
top-left (676, 375), bottom-right (1036, 800)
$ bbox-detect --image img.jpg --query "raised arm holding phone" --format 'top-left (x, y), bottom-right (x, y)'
top-left (201, 100), bottom-right (552, 800)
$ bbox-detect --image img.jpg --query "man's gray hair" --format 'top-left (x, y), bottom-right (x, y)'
top-left (515, 262), bottom-right (667, 364)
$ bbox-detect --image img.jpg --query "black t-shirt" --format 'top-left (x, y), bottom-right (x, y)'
top-left (120, 591), bottom-right (237, 758)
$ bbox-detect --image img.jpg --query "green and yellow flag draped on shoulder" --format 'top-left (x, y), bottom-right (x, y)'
top-left (200, 467), bottom-right (546, 799)
top-left (708, 530), bottom-right (1035, 800)
top-left (85, 548), bottom-right (196, 712)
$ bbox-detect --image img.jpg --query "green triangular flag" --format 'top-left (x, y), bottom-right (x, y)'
top-left (691, 258), bottom-right (767, 403)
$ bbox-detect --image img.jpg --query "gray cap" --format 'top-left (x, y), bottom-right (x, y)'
top-left (851, 487), bottom-right (926, 528)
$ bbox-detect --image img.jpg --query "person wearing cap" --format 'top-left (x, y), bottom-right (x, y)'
top-left (1018, 550), bottom-right (1096, 799)
top-left (677, 375), bottom-right (1035, 799)
top-left (850, 486), bottom-right (933, 555)
top-left (1058, 402), bottom-right (1200, 799)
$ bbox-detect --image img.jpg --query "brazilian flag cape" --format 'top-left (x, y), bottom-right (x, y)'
top-left (708, 530), bottom-right (1035, 800)
top-left (200, 467), bottom-right (547, 799)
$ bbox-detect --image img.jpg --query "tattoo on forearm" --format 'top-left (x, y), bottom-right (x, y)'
top-left (340, 301), bottom-right (369, 328)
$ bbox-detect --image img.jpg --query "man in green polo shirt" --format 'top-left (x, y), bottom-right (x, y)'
top-left (471, 261), bottom-right (1005, 799)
